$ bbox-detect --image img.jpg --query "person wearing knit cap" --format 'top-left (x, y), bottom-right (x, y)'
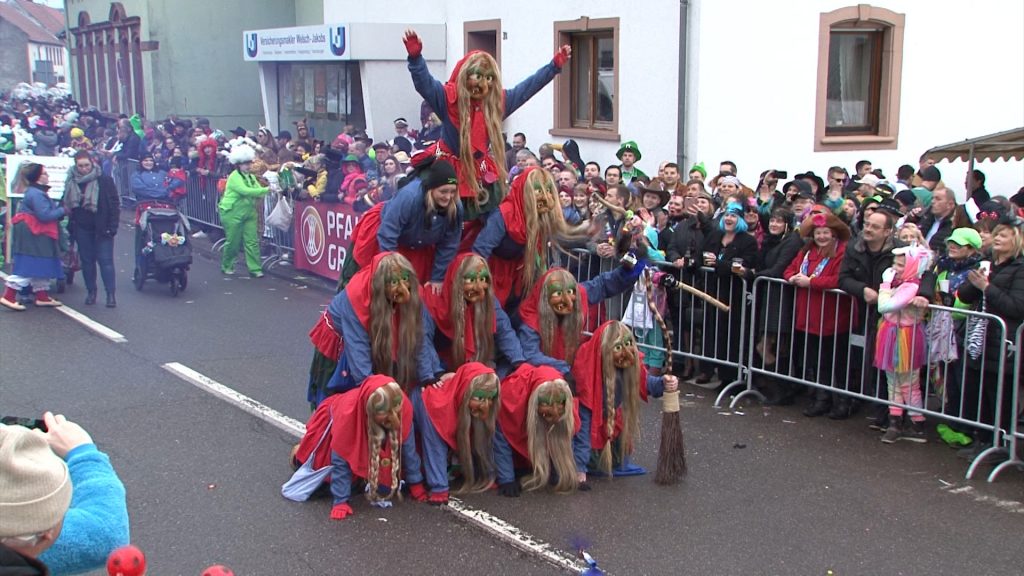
top-left (2, 412), bottom-right (128, 575)
top-left (688, 162), bottom-right (707, 182)
top-left (0, 423), bottom-right (71, 572)
top-left (338, 158), bottom-right (463, 292)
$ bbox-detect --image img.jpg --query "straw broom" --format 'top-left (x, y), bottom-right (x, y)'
top-left (645, 268), bottom-right (687, 484)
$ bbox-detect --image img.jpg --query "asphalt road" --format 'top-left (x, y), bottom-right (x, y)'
top-left (2, 215), bottom-right (1023, 575)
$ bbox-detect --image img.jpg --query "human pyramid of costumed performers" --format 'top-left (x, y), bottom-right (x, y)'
top-left (282, 29), bottom-right (718, 521)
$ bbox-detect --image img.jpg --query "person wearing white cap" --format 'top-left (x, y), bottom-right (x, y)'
top-left (1, 412), bottom-right (127, 575)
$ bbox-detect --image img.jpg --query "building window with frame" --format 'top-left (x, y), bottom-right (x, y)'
top-left (552, 17), bottom-right (620, 141)
top-left (815, 5), bottom-right (905, 152)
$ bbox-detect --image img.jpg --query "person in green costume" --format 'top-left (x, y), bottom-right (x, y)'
top-left (218, 139), bottom-right (269, 277)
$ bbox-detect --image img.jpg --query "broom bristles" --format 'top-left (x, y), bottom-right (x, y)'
top-left (655, 391), bottom-right (687, 484)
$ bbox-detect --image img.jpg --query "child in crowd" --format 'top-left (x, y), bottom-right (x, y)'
top-left (875, 244), bottom-right (933, 443)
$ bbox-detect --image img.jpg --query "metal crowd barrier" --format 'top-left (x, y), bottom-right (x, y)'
top-left (111, 158), bottom-right (295, 271)
top-left (111, 158), bottom-right (139, 206)
top-left (558, 256), bottom-right (1021, 482)
top-left (740, 275), bottom-right (1013, 480)
top-left (989, 323), bottom-right (1024, 482)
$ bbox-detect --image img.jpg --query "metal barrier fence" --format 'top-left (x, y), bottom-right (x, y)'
top-left (990, 323), bottom-right (1024, 482)
top-left (111, 158), bottom-right (295, 270)
top-left (563, 255), bottom-right (1021, 481)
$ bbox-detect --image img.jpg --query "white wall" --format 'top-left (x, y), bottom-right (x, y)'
top-left (323, 0), bottom-right (683, 176)
top-left (322, 0), bottom-right (1023, 195)
top-left (690, 0), bottom-right (1024, 195)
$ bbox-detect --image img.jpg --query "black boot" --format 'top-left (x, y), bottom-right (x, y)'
top-left (106, 293), bottom-right (117, 308)
top-left (84, 292), bottom-right (97, 305)
top-left (828, 398), bottom-right (852, 420)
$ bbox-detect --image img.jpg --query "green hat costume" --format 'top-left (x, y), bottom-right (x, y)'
top-left (616, 140), bottom-right (642, 162)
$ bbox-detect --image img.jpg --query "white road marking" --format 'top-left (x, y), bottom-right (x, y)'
top-left (161, 362), bottom-right (306, 438)
top-left (444, 499), bottom-right (588, 573)
top-left (56, 306), bottom-right (128, 343)
top-left (941, 483), bottom-right (1024, 513)
top-left (161, 362), bottom-right (591, 574)
top-left (0, 271), bottom-right (128, 342)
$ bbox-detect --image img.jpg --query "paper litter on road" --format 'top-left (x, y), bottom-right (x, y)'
top-left (782, 419), bottom-right (796, 424)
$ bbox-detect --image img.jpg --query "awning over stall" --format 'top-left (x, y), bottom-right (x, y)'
top-left (924, 127), bottom-right (1024, 163)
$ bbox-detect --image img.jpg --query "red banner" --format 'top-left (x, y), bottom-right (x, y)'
top-left (292, 199), bottom-right (362, 281)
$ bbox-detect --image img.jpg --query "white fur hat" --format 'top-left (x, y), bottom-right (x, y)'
top-left (226, 136), bottom-right (257, 165)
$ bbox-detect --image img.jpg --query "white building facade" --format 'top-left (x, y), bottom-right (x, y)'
top-left (253, 0), bottom-right (1023, 194)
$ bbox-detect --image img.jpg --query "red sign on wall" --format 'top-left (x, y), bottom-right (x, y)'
top-left (293, 200), bottom-right (362, 281)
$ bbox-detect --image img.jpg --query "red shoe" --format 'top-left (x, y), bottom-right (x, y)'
top-left (428, 490), bottom-right (449, 505)
top-left (34, 292), bottom-right (62, 307)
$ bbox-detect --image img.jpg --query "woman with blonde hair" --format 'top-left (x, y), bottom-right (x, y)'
top-left (339, 158), bottom-right (462, 291)
top-left (957, 213), bottom-right (1024, 459)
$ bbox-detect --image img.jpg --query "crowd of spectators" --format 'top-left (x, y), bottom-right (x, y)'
top-left (4, 87), bottom-right (1024, 459)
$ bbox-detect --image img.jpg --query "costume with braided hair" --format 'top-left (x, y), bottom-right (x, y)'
top-left (284, 376), bottom-right (425, 520)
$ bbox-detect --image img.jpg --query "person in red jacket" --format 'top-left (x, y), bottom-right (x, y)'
top-left (784, 212), bottom-right (857, 419)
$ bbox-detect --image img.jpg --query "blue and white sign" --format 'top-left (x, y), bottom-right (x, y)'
top-left (243, 24), bottom-right (349, 62)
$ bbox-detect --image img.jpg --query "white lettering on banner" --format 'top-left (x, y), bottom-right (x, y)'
top-left (326, 209), bottom-right (357, 241)
top-left (4, 155), bottom-right (75, 199)
top-left (328, 244), bottom-right (347, 272)
top-left (243, 24), bottom-right (348, 62)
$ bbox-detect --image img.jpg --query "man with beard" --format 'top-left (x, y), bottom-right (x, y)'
top-left (616, 141), bottom-right (647, 186)
top-left (572, 321), bottom-right (678, 484)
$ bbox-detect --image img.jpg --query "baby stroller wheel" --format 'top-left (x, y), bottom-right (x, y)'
top-left (178, 271), bottom-right (188, 292)
top-left (133, 264), bottom-right (145, 291)
top-left (170, 277), bottom-right (179, 297)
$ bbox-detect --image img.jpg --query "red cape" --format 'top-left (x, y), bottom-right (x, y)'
top-left (571, 321), bottom-right (649, 449)
top-left (440, 51), bottom-right (506, 200)
top-left (344, 251), bottom-right (395, 329)
top-left (517, 267), bottom-right (589, 362)
top-left (488, 167), bottom-right (542, 304)
top-left (420, 253), bottom-right (497, 361)
top-left (295, 375), bottom-right (413, 481)
top-left (421, 362), bottom-right (495, 451)
top-left (497, 364), bottom-right (581, 461)
top-left (350, 203), bottom-right (384, 269)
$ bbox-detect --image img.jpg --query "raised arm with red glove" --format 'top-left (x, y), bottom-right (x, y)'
top-left (403, 28), bottom-right (423, 59)
top-left (554, 44), bottom-right (572, 68)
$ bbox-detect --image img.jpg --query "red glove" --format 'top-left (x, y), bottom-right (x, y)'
top-left (330, 502), bottom-right (354, 520)
top-left (408, 482), bottom-right (428, 502)
top-left (428, 490), bottom-right (449, 505)
top-left (554, 44), bottom-right (571, 68)
top-left (403, 30), bottom-right (423, 59)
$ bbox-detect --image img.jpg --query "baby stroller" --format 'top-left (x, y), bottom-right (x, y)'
top-left (133, 201), bottom-right (192, 296)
